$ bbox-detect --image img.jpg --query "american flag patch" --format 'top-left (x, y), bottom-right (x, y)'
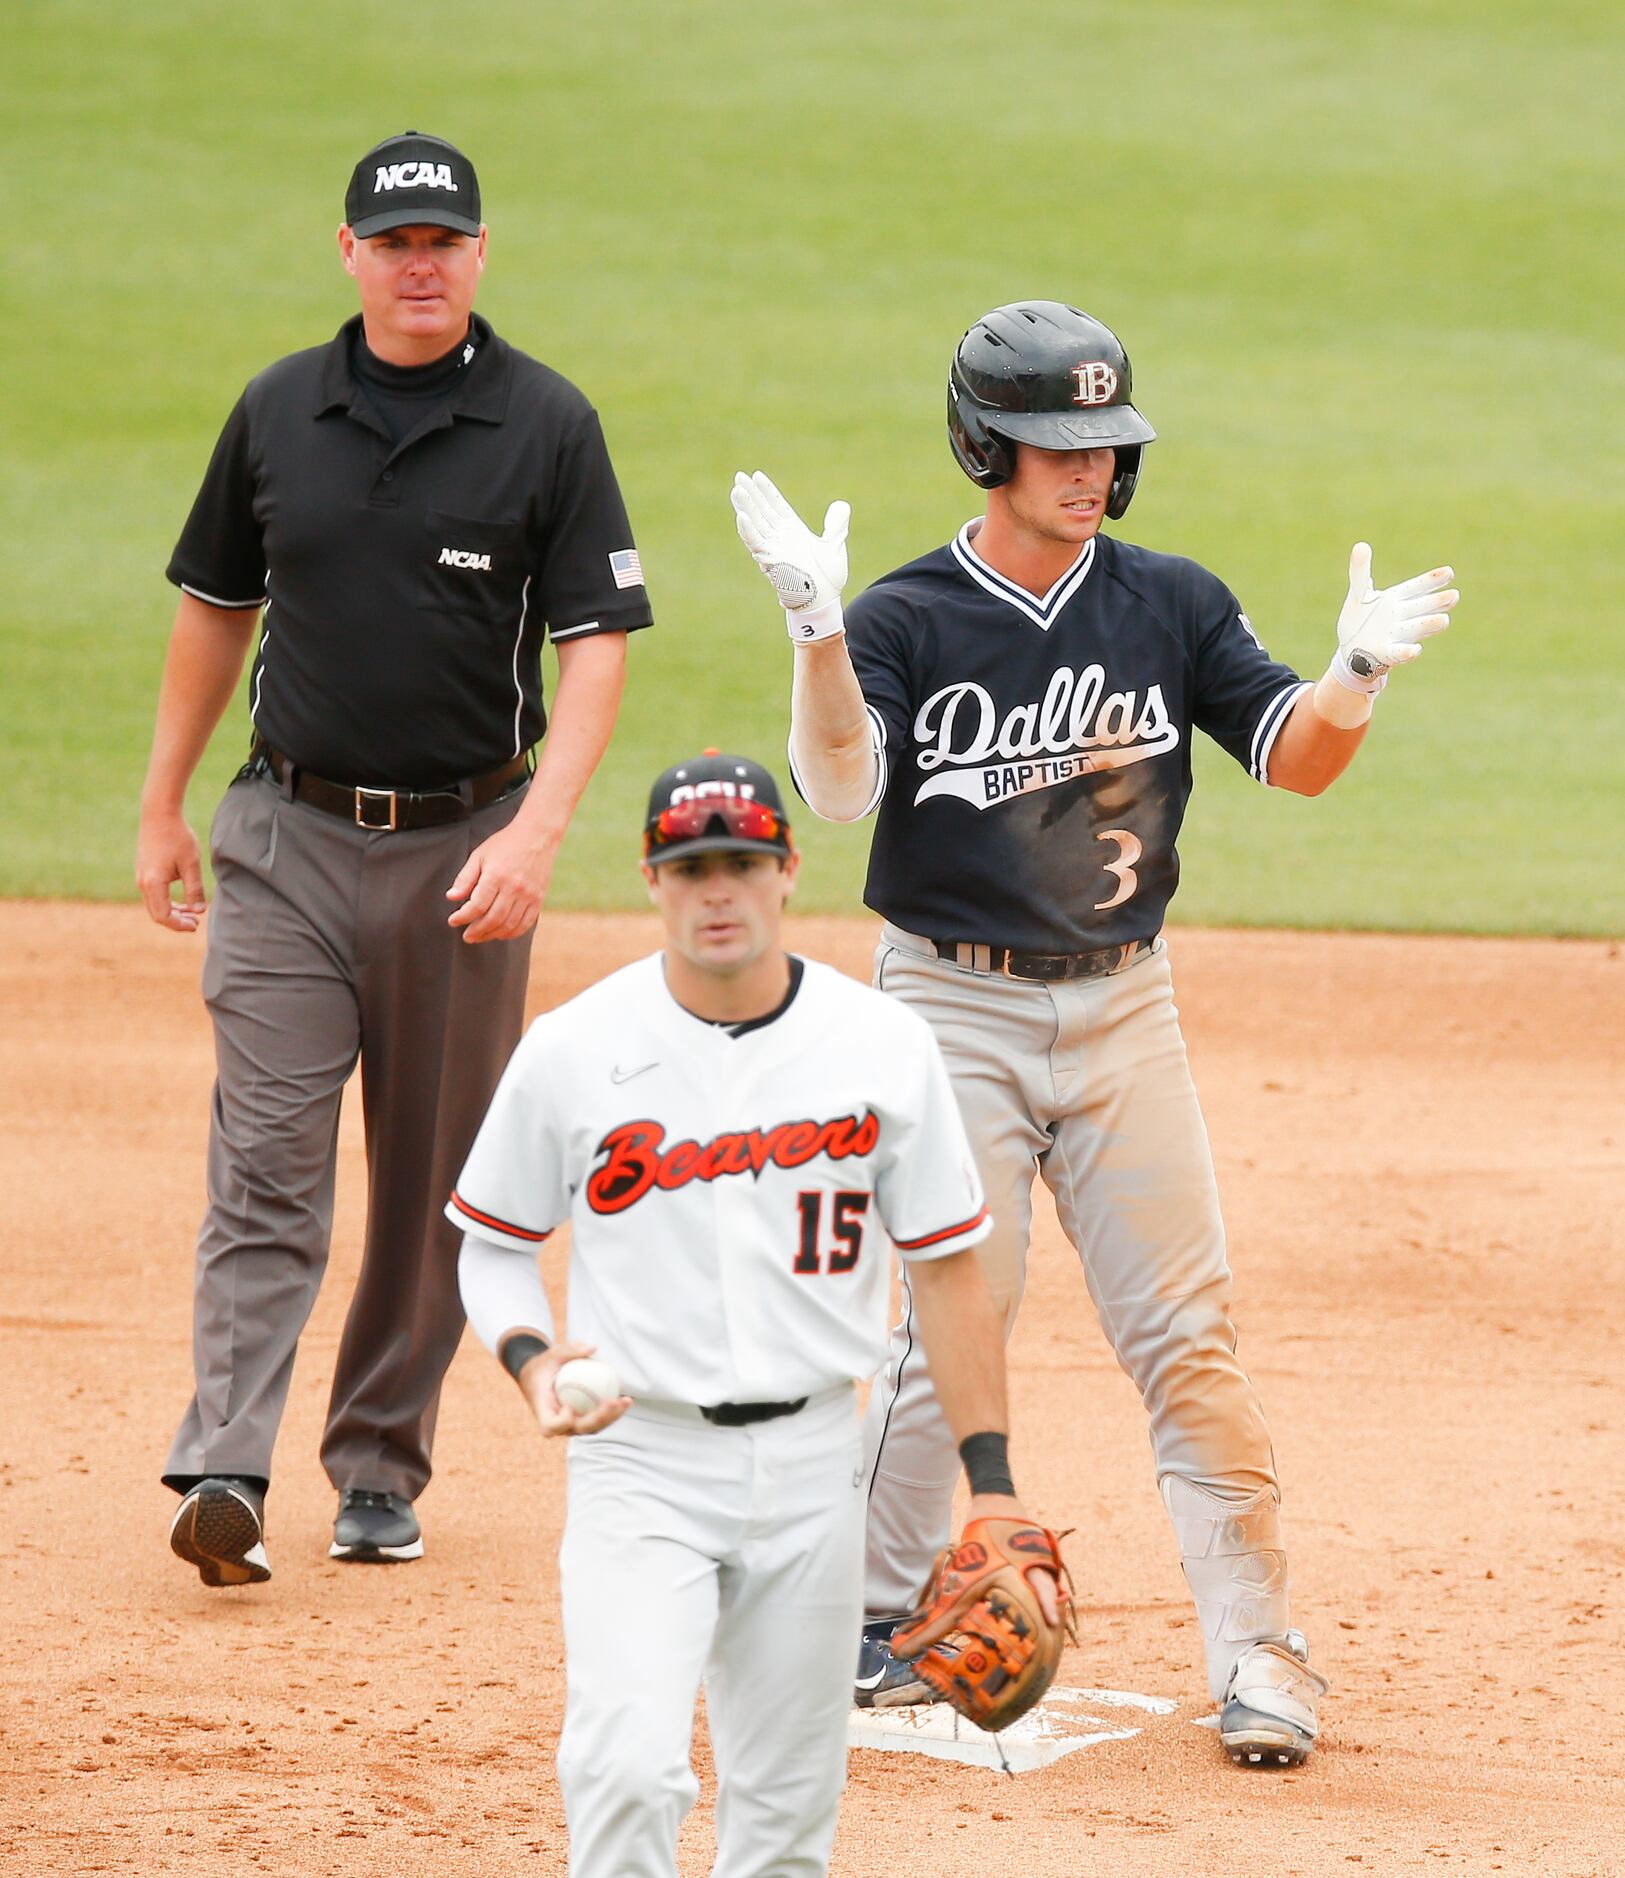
top-left (609, 548), bottom-right (644, 590)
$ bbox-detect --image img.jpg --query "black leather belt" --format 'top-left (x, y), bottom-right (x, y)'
top-left (253, 741), bottom-right (530, 832)
top-left (700, 1398), bottom-right (808, 1426)
top-left (929, 935), bottom-right (1155, 982)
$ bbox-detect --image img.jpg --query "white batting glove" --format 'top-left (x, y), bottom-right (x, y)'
top-left (1331, 542), bottom-right (1458, 692)
top-left (731, 471), bottom-right (851, 643)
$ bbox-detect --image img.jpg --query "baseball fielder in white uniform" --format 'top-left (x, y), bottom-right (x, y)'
top-left (449, 750), bottom-right (1054, 1878)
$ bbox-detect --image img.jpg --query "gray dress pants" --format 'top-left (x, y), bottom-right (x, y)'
top-left (163, 769), bottom-right (533, 1501)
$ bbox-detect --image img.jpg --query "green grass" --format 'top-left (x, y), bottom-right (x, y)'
top-left (4, 0), bottom-right (1621, 933)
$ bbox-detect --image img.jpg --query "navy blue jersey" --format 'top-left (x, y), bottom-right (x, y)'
top-left (828, 523), bottom-right (1305, 952)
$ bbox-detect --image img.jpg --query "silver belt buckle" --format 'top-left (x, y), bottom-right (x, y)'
top-left (354, 786), bottom-right (399, 831)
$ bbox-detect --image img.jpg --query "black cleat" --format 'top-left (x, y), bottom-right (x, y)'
top-left (329, 1488), bottom-right (423, 1562)
top-left (854, 1613), bottom-right (943, 1709)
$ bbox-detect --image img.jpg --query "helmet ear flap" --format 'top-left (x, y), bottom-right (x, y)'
top-left (947, 380), bottom-right (1013, 489)
top-left (977, 425), bottom-right (1016, 488)
top-left (1106, 445), bottom-right (1143, 520)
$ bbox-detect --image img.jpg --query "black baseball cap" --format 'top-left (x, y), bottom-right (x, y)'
top-left (643, 751), bottom-right (793, 866)
top-left (345, 131), bottom-right (482, 238)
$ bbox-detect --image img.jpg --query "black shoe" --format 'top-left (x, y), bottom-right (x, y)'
top-left (329, 1488), bottom-right (423, 1563)
top-left (853, 1613), bottom-right (940, 1708)
top-left (170, 1478), bottom-right (271, 1587)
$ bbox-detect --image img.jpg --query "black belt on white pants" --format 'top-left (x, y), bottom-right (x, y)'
top-left (629, 1382), bottom-right (852, 1427)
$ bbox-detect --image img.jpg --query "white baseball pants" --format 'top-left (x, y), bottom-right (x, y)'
top-left (861, 931), bottom-right (1292, 1702)
top-left (558, 1386), bottom-right (864, 1878)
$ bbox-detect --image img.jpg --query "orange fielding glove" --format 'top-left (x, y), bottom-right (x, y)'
top-left (890, 1517), bottom-right (1076, 1731)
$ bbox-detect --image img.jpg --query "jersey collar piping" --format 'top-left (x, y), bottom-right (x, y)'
top-left (313, 313), bottom-right (512, 426)
top-left (661, 955), bottom-right (807, 1039)
top-left (949, 520), bottom-right (1097, 632)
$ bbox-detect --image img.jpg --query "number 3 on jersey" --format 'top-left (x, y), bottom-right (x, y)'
top-left (1094, 827), bottom-right (1142, 910)
top-left (795, 1191), bottom-right (869, 1274)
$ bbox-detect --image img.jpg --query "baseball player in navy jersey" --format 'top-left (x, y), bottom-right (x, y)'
top-left (447, 751), bottom-right (1060, 1877)
top-left (731, 299), bottom-right (1459, 1766)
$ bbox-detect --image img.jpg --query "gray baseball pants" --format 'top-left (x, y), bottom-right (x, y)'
top-left (861, 927), bottom-right (1295, 1702)
top-left (163, 769), bottom-right (532, 1502)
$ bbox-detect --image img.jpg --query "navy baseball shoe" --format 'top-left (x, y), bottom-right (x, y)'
top-left (853, 1613), bottom-right (942, 1708)
top-left (170, 1477), bottom-right (271, 1588)
top-left (329, 1489), bottom-right (424, 1563)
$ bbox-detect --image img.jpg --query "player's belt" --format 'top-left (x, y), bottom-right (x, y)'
top-left (630, 1382), bottom-right (851, 1428)
top-left (700, 1398), bottom-right (808, 1426)
top-left (928, 934), bottom-right (1156, 982)
top-left (250, 740), bottom-right (531, 831)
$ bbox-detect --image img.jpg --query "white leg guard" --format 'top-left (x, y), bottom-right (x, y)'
top-left (1160, 1475), bottom-right (1292, 1704)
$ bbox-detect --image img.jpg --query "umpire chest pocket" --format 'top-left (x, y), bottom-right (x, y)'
top-left (419, 509), bottom-right (528, 622)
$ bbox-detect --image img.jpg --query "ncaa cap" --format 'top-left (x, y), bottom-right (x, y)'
top-left (345, 131), bottom-right (482, 238)
top-left (643, 751), bottom-right (793, 866)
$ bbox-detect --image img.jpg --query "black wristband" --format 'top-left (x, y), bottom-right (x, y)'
top-left (499, 1331), bottom-right (549, 1381)
top-left (958, 1430), bottom-right (1015, 1498)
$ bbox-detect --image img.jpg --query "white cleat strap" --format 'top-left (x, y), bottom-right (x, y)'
top-left (1226, 1639), bottom-right (1329, 1733)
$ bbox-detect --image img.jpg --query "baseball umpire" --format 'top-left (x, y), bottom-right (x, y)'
top-left (139, 131), bottom-right (652, 1584)
top-left (731, 300), bottom-right (1459, 1765)
top-left (449, 750), bottom-right (1066, 1876)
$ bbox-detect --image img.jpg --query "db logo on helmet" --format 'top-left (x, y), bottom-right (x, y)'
top-left (1070, 362), bottom-right (1119, 406)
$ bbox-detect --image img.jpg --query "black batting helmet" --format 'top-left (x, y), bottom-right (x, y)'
top-left (948, 301), bottom-right (1156, 518)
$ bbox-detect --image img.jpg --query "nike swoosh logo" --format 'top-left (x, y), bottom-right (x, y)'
top-left (610, 1062), bottom-right (659, 1084)
top-left (853, 1668), bottom-right (889, 1690)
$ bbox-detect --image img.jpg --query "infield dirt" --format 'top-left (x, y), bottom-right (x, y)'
top-left (3, 906), bottom-right (1620, 1875)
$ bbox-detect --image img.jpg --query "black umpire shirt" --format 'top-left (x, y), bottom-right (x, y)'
top-left (167, 313), bottom-right (652, 788)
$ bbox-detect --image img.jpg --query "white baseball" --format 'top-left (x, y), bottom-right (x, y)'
top-left (554, 1356), bottom-right (620, 1415)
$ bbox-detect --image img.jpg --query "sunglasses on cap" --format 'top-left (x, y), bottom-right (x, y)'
top-left (643, 796), bottom-right (790, 856)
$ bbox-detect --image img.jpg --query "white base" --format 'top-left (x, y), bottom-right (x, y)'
top-left (846, 1685), bottom-right (1178, 1772)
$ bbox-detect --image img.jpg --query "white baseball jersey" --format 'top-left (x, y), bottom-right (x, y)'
top-left (447, 952), bottom-right (990, 1403)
